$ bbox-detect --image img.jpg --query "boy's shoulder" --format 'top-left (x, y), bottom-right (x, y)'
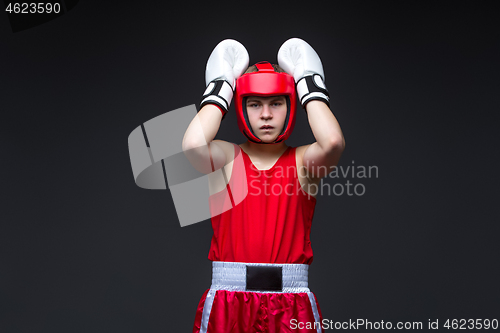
top-left (295, 143), bottom-right (314, 163)
top-left (212, 139), bottom-right (237, 152)
top-left (212, 139), bottom-right (235, 148)
top-left (212, 139), bottom-right (237, 165)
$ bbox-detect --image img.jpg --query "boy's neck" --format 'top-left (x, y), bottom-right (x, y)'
top-left (241, 141), bottom-right (288, 157)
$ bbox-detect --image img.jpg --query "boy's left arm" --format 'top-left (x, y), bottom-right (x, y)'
top-left (301, 100), bottom-right (345, 180)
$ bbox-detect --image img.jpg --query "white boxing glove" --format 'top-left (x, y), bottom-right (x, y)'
top-left (200, 39), bottom-right (249, 119)
top-left (277, 38), bottom-right (330, 108)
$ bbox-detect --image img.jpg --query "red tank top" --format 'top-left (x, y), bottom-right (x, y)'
top-left (208, 144), bottom-right (317, 264)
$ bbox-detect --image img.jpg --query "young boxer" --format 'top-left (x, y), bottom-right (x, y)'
top-left (183, 38), bottom-right (345, 333)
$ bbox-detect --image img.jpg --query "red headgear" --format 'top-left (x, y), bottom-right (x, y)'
top-left (234, 62), bottom-right (297, 144)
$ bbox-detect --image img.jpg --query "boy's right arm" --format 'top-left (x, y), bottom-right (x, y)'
top-left (182, 39), bottom-right (249, 174)
top-left (182, 104), bottom-right (227, 174)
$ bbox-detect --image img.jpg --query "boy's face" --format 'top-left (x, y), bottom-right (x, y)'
top-left (246, 96), bottom-right (287, 143)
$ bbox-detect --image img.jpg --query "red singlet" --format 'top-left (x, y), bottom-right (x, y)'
top-left (208, 144), bottom-right (317, 264)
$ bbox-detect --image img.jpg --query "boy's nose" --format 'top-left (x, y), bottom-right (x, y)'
top-left (261, 104), bottom-right (273, 118)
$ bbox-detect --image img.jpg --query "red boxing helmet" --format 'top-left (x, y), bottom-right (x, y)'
top-left (234, 62), bottom-right (297, 144)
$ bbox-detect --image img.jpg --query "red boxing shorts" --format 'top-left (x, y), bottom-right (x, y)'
top-left (193, 262), bottom-right (324, 333)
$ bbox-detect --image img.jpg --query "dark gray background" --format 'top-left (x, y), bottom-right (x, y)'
top-left (1, 1), bottom-right (499, 332)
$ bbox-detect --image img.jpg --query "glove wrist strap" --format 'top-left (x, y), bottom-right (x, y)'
top-left (200, 80), bottom-right (233, 120)
top-left (297, 74), bottom-right (330, 108)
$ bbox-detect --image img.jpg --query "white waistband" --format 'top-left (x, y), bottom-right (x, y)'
top-left (210, 261), bottom-right (310, 293)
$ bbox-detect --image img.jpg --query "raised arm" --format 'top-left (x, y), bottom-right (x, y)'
top-left (182, 39), bottom-right (249, 174)
top-left (182, 105), bottom-right (226, 174)
top-left (278, 38), bottom-right (345, 180)
top-left (302, 100), bottom-right (345, 179)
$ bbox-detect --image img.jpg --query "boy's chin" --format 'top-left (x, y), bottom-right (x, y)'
top-left (257, 137), bottom-right (279, 144)
top-left (252, 131), bottom-right (282, 144)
